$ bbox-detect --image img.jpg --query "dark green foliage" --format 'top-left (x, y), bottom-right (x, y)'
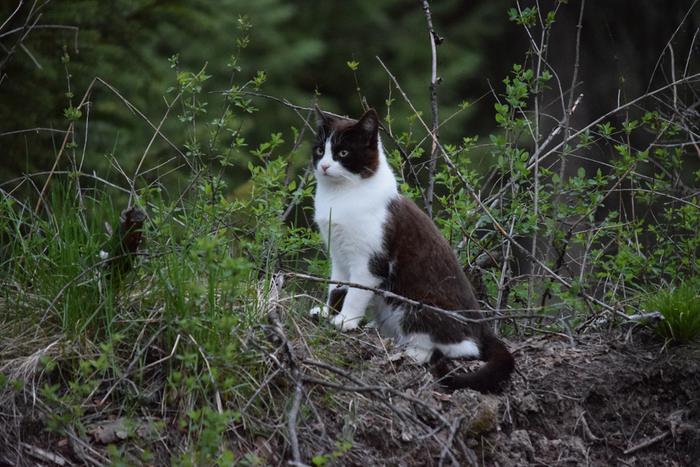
top-left (0, 0), bottom-right (514, 185)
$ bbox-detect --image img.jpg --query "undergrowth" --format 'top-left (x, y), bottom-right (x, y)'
top-left (1, 2), bottom-right (699, 465)
top-left (644, 280), bottom-right (700, 343)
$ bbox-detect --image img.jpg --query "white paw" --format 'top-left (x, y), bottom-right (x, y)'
top-left (404, 345), bottom-right (433, 364)
top-left (331, 313), bottom-right (361, 331)
top-left (309, 305), bottom-right (330, 318)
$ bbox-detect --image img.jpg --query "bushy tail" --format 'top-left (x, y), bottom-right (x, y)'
top-left (431, 334), bottom-right (514, 393)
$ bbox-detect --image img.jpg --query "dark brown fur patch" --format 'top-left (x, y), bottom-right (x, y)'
top-left (369, 195), bottom-right (515, 391)
top-left (369, 196), bottom-right (484, 343)
top-left (431, 335), bottom-right (515, 393)
top-left (328, 286), bottom-right (347, 313)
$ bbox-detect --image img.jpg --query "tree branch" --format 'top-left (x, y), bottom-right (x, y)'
top-left (419, 0), bottom-right (442, 217)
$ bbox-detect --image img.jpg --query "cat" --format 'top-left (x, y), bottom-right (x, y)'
top-left (309, 106), bottom-right (514, 392)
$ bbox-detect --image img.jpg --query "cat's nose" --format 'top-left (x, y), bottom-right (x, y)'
top-left (320, 163), bottom-right (330, 173)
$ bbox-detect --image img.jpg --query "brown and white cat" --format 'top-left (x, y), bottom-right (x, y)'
top-left (309, 107), bottom-right (514, 392)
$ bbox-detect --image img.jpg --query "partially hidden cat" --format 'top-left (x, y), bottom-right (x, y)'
top-left (310, 106), bottom-right (514, 392)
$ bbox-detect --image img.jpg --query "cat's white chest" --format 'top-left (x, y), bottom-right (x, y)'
top-left (313, 150), bottom-right (398, 271)
top-left (314, 187), bottom-right (393, 269)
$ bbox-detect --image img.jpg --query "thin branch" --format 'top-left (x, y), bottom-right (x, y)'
top-left (0, 1), bottom-right (24, 33)
top-left (264, 274), bottom-right (303, 465)
top-left (287, 271), bottom-right (552, 324)
top-left (528, 72), bottom-right (700, 171)
top-left (33, 75), bottom-right (195, 214)
top-left (376, 55), bottom-right (623, 317)
top-left (646, 0), bottom-right (699, 92)
top-left (419, 0), bottom-right (442, 217)
top-left (623, 431), bottom-right (669, 455)
top-left (0, 23), bottom-right (79, 40)
top-left (559, 0), bottom-right (585, 181)
top-left (0, 127), bottom-right (67, 137)
top-left (438, 416), bottom-right (464, 467)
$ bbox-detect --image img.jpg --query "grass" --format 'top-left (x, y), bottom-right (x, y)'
top-left (2, 163), bottom-right (699, 463)
top-left (2, 190), bottom-right (111, 339)
top-left (0, 176), bottom-right (317, 464)
top-left (644, 280), bottom-right (700, 344)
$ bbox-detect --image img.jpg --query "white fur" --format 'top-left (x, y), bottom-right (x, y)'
top-left (312, 136), bottom-right (398, 331)
top-left (308, 305), bottom-right (330, 318)
top-left (371, 303), bottom-right (480, 363)
top-left (404, 336), bottom-right (480, 364)
top-left (436, 339), bottom-right (480, 359)
top-left (402, 333), bottom-right (434, 364)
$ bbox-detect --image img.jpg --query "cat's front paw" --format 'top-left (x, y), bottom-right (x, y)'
top-left (331, 313), bottom-right (361, 331)
top-left (309, 305), bottom-right (330, 318)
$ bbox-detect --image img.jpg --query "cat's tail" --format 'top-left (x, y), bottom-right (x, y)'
top-left (430, 334), bottom-right (515, 393)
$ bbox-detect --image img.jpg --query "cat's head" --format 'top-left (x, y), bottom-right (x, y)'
top-left (312, 107), bottom-right (380, 183)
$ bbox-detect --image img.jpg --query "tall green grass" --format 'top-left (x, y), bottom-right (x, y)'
top-left (644, 280), bottom-right (700, 343)
top-left (0, 174), bottom-right (307, 463)
top-left (1, 187), bottom-right (120, 339)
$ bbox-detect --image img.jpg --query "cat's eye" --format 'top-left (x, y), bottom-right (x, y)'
top-left (314, 147), bottom-right (324, 156)
top-left (338, 149), bottom-right (349, 158)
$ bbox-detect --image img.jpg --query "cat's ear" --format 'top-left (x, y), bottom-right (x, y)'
top-left (355, 108), bottom-right (379, 139)
top-left (314, 105), bottom-right (335, 129)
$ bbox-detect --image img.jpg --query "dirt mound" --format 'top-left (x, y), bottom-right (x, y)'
top-left (3, 325), bottom-right (698, 466)
top-left (292, 328), bottom-right (700, 466)
top-left (495, 332), bottom-right (700, 466)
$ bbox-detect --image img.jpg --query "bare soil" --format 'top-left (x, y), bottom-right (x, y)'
top-left (3, 327), bottom-right (699, 466)
top-left (289, 327), bottom-right (700, 467)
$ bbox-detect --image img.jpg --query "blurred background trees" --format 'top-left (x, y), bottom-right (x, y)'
top-left (0, 0), bottom-right (516, 184)
top-left (1, 0), bottom-right (698, 189)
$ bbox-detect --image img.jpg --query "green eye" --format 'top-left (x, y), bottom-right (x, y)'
top-left (338, 149), bottom-right (349, 158)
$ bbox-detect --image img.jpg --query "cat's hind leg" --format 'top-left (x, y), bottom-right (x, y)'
top-left (402, 333), bottom-right (435, 364)
top-left (435, 339), bottom-right (481, 359)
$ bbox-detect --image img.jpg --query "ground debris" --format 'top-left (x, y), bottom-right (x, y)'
top-left (3, 326), bottom-right (698, 466)
top-left (87, 417), bottom-right (161, 445)
top-left (20, 443), bottom-right (68, 466)
top-left (289, 328), bottom-right (700, 466)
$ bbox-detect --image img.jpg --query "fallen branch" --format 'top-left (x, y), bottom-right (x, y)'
top-left (264, 273), bottom-right (305, 466)
top-left (21, 442), bottom-right (67, 466)
top-left (438, 416), bottom-right (464, 467)
top-left (623, 431), bottom-right (669, 455)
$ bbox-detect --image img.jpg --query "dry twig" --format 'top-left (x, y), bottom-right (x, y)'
top-left (623, 431), bottom-right (669, 455)
top-left (419, 0), bottom-right (442, 217)
top-left (264, 273), bottom-right (305, 466)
